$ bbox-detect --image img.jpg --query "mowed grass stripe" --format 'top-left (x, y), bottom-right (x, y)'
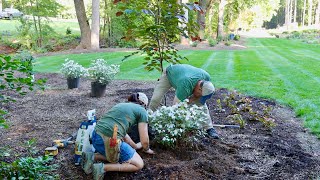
top-left (118, 55), bottom-right (160, 80)
top-left (226, 51), bottom-right (234, 77)
top-left (255, 39), bottom-right (320, 93)
top-left (184, 50), bottom-right (212, 67)
top-left (232, 50), bottom-right (279, 96)
top-left (252, 38), bottom-right (302, 97)
top-left (201, 52), bottom-right (217, 69)
top-left (290, 49), bottom-right (320, 61)
top-left (252, 39), bottom-right (320, 130)
top-left (260, 39), bottom-right (320, 83)
top-left (200, 52), bottom-right (233, 86)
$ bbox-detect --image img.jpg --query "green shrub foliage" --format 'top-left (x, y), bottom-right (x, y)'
top-left (0, 156), bottom-right (58, 179)
top-left (208, 38), bottom-right (217, 47)
top-left (115, 1), bottom-right (202, 72)
top-left (149, 100), bottom-right (206, 148)
top-left (0, 54), bottom-right (46, 128)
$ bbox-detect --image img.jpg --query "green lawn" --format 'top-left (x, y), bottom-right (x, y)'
top-left (34, 38), bottom-right (320, 137)
top-left (0, 19), bottom-right (80, 35)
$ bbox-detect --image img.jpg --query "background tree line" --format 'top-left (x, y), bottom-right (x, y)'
top-left (264, 0), bottom-right (320, 29)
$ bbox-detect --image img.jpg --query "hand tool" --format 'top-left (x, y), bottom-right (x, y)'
top-left (212, 124), bottom-right (240, 129)
top-left (45, 135), bottom-right (75, 156)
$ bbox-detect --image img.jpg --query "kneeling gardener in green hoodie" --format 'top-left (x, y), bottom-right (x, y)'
top-left (82, 92), bottom-right (155, 180)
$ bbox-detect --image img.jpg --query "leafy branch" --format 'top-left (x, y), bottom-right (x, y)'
top-left (0, 53), bottom-right (46, 128)
top-left (115, 0), bottom-right (203, 72)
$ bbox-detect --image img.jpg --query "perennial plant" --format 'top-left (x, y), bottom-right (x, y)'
top-left (60, 59), bottom-right (88, 78)
top-left (149, 100), bottom-right (207, 148)
top-left (88, 59), bottom-right (120, 85)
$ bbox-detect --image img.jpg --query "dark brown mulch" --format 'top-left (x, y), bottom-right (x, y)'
top-left (0, 45), bottom-right (17, 54)
top-left (0, 73), bottom-right (319, 180)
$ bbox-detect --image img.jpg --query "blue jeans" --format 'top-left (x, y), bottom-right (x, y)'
top-left (92, 130), bottom-right (136, 163)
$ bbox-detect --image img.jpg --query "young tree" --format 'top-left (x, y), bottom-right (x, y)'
top-left (13, 0), bottom-right (62, 49)
top-left (116, 0), bottom-right (202, 72)
top-left (74, 0), bottom-right (91, 49)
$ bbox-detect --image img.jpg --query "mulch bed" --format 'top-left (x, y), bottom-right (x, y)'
top-left (1, 73), bottom-right (319, 180)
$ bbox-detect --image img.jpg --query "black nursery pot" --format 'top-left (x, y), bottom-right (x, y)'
top-left (91, 81), bottom-right (107, 97)
top-left (67, 77), bottom-right (80, 89)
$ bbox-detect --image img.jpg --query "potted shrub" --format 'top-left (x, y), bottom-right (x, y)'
top-left (60, 59), bottom-right (88, 89)
top-left (88, 59), bottom-right (120, 97)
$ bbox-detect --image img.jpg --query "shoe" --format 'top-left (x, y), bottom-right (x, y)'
top-left (81, 152), bottom-right (94, 174)
top-left (93, 163), bottom-right (105, 180)
top-left (206, 128), bottom-right (219, 139)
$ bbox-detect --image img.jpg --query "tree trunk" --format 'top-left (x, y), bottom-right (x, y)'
top-left (74, 0), bottom-right (91, 49)
top-left (29, 0), bottom-right (40, 48)
top-left (308, 0), bottom-right (313, 26)
top-left (197, 0), bottom-right (208, 39)
top-left (37, 16), bottom-right (42, 47)
top-left (315, 0), bottom-right (320, 25)
top-left (36, 0), bottom-right (42, 47)
top-left (180, 0), bottom-right (189, 45)
top-left (0, 0), bottom-right (2, 12)
top-left (91, 0), bottom-right (100, 50)
top-left (289, 0), bottom-right (293, 23)
top-left (207, 0), bottom-right (215, 38)
top-left (101, 0), bottom-right (107, 43)
top-left (207, 8), bottom-right (213, 37)
top-left (294, 0), bottom-right (297, 23)
top-left (217, 0), bottom-right (226, 38)
top-left (285, 0), bottom-right (290, 28)
top-left (303, 0), bottom-right (307, 26)
top-left (108, 15), bottom-right (112, 47)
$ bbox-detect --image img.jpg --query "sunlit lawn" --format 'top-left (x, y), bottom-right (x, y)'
top-left (0, 19), bottom-right (80, 35)
top-left (34, 38), bottom-right (320, 137)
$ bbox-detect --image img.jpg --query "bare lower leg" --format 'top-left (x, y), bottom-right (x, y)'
top-left (103, 153), bottom-right (143, 172)
top-left (94, 153), bottom-right (107, 162)
top-left (103, 162), bottom-right (140, 172)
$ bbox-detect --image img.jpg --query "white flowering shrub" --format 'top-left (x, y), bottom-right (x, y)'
top-left (60, 59), bottom-right (88, 78)
top-left (88, 59), bottom-right (120, 85)
top-left (148, 100), bottom-right (207, 148)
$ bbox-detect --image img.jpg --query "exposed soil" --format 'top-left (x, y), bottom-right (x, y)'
top-left (0, 45), bottom-right (17, 54)
top-left (1, 73), bottom-right (320, 180)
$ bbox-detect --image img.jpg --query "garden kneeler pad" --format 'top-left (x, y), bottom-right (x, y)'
top-left (97, 124), bottom-right (121, 163)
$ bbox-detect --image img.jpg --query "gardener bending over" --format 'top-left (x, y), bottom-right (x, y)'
top-left (149, 64), bottom-right (219, 139)
top-left (82, 92), bottom-right (155, 180)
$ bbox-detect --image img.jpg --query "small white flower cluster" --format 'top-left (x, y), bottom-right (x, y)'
top-left (88, 59), bottom-right (120, 85)
top-left (149, 100), bottom-right (207, 148)
top-left (60, 59), bottom-right (88, 78)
